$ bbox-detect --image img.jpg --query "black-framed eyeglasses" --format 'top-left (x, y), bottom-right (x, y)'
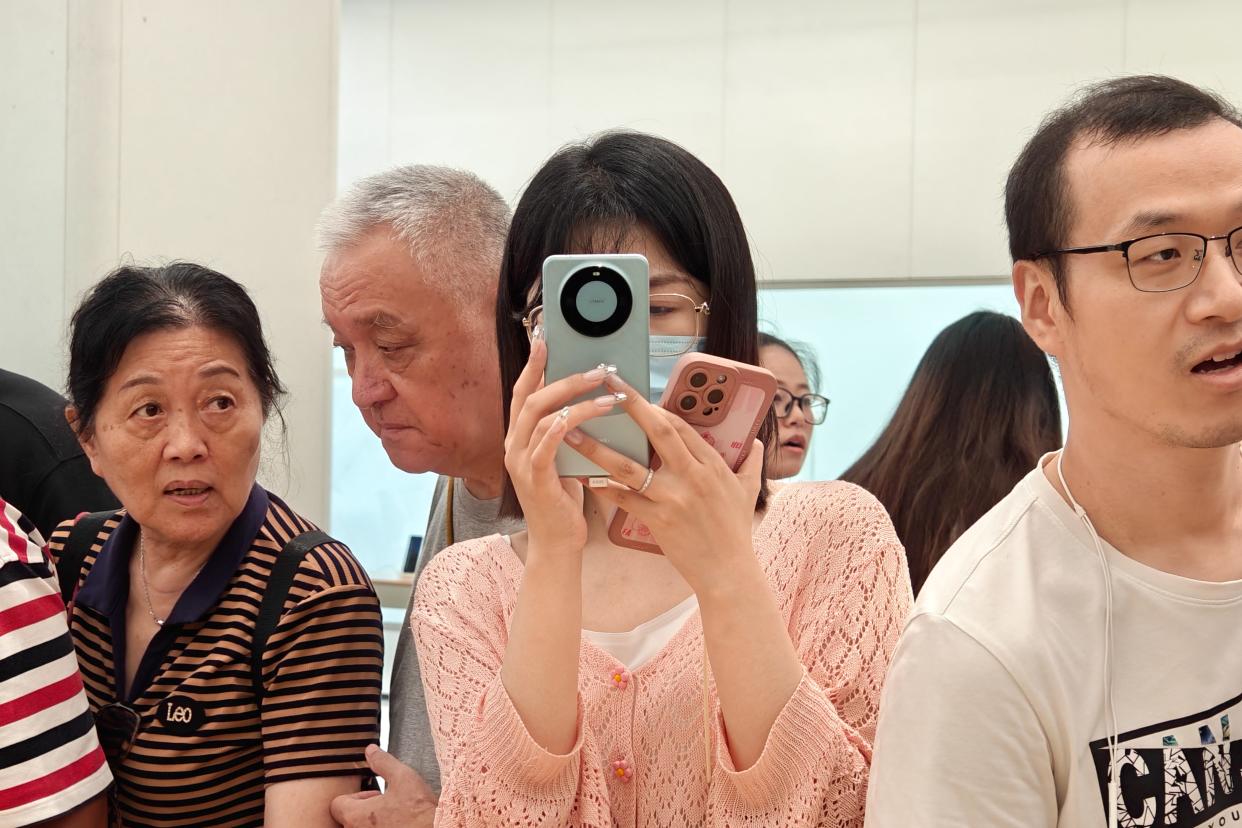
top-left (1034, 225), bottom-right (1242, 293)
top-left (772, 389), bottom-right (829, 424)
top-left (96, 702), bottom-right (141, 774)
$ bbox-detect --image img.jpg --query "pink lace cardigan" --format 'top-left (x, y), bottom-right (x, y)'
top-left (412, 481), bottom-right (912, 827)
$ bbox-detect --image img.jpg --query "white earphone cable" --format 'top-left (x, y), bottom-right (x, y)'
top-left (1056, 451), bottom-right (1121, 828)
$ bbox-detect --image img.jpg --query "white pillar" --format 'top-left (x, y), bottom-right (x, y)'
top-left (0, 0), bottom-right (339, 524)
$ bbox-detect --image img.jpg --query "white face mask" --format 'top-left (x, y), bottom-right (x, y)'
top-left (647, 336), bottom-right (706, 402)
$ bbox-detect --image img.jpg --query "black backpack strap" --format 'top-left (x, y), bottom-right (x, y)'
top-left (251, 529), bottom-right (332, 701)
top-left (57, 510), bottom-right (119, 605)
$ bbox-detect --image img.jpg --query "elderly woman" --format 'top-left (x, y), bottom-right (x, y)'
top-left (49, 263), bottom-right (383, 828)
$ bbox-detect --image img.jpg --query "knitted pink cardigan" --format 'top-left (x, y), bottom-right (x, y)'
top-left (412, 481), bottom-right (911, 827)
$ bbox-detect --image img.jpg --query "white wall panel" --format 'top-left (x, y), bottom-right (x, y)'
top-left (549, 0), bottom-right (726, 170)
top-left (387, 0), bottom-right (555, 203)
top-left (1123, 0), bottom-right (1242, 104)
top-left (338, 0), bottom-right (393, 190)
top-left (911, 0), bottom-right (1125, 278)
top-left (3, 1), bottom-right (338, 525)
top-left (1, 1), bottom-right (68, 388)
top-left (64, 0), bottom-right (122, 309)
top-left (109, 0), bottom-right (338, 522)
top-left (723, 0), bottom-right (916, 281)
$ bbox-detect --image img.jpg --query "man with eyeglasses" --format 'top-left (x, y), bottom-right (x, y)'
top-left (320, 166), bottom-right (521, 828)
top-left (866, 75), bottom-right (1242, 827)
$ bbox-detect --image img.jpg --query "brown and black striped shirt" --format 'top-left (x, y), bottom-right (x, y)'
top-left (49, 486), bottom-right (383, 828)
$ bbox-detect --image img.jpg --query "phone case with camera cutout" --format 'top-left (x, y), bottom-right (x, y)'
top-left (607, 353), bottom-right (777, 554)
top-left (541, 254), bottom-right (651, 477)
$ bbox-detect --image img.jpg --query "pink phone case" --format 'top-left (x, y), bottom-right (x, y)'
top-left (607, 353), bottom-right (778, 554)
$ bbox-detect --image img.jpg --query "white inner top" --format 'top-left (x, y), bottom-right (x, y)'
top-left (503, 535), bottom-right (698, 671)
top-left (582, 593), bottom-right (700, 671)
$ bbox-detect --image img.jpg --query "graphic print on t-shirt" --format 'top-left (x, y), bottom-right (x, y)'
top-left (1089, 691), bottom-right (1242, 827)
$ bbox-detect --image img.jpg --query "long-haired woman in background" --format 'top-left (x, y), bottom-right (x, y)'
top-left (840, 311), bottom-right (1062, 595)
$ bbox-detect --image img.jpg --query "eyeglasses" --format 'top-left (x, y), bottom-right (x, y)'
top-left (1034, 225), bottom-right (1242, 293)
top-left (96, 702), bottom-right (141, 774)
top-left (772, 389), bottom-right (829, 424)
top-left (522, 293), bottom-right (711, 357)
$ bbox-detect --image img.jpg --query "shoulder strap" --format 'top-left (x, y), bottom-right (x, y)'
top-left (57, 510), bottom-right (119, 605)
top-left (251, 529), bottom-right (332, 701)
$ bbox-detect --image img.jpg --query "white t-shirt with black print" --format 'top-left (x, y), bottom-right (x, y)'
top-left (866, 455), bottom-right (1242, 828)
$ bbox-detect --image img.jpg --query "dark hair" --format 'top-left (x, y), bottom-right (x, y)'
top-left (68, 262), bottom-right (285, 439)
top-left (839, 312), bottom-right (1062, 594)
top-left (1005, 74), bottom-right (1242, 307)
top-left (759, 331), bottom-right (821, 393)
top-left (495, 131), bottom-right (770, 518)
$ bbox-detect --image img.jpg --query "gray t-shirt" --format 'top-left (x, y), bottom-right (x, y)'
top-left (388, 474), bottom-right (524, 794)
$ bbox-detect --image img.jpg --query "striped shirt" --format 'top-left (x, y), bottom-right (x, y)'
top-left (49, 486), bottom-right (383, 828)
top-left (0, 497), bottom-right (111, 825)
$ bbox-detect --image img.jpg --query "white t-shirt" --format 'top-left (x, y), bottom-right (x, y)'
top-left (866, 456), bottom-right (1242, 828)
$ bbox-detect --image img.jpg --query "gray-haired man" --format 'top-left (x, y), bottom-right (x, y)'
top-left (319, 166), bottom-right (523, 827)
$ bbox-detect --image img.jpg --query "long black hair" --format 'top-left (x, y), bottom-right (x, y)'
top-left (840, 312), bottom-right (1062, 594)
top-left (495, 131), bottom-right (770, 517)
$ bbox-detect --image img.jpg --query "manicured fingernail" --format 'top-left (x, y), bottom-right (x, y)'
top-left (583, 363), bottom-right (617, 382)
top-left (603, 372), bottom-right (626, 390)
top-left (565, 427), bottom-right (584, 444)
top-left (594, 393), bottom-right (625, 407)
top-left (587, 476), bottom-right (609, 487)
top-left (531, 323), bottom-right (545, 342)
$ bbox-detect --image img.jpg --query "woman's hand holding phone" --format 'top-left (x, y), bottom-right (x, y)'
top-left (501, 337), bottom-right (629, 755)
top-left (567, 372), bottom-right (763, 595)
top-left (505, 338), bottom-right (623, 559)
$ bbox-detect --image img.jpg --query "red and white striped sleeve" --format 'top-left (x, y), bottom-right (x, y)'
top-left (0, 498), bottom-right (112, 824)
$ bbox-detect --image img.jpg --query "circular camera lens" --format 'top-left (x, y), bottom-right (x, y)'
top-left (679, 394), bottom-right (698, 411)
top-left (716, 374), bottom-right (728, 384)
top-left (559, 264), bottom-right (633, 338)
top-left (689, 371), bottom-right (708, 388)
top-left (706, 388), bottom-right (725, 404)
top-left (575, 278), bottom-right (618, 323)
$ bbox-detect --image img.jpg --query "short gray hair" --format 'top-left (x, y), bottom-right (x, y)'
top-left (316, 165), bottom-right (511, 295)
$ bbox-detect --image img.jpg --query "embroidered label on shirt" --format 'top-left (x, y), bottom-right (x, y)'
top-left (1089, 692), bottom-right (1242, 827)
top-left (157, 695), bottom-right (205, 736)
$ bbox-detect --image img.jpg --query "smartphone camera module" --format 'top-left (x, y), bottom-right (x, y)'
top-left (689, 371), bottom-right (709, 389)
top-left (560, 264), bottom-right (633, 338)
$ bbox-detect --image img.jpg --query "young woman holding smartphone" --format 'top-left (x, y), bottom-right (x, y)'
top-left (411, 131), bottom-right (912, 827)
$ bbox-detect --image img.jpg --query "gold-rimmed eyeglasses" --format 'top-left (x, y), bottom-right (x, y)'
top-left (522, 293), bottom-right (710, 357)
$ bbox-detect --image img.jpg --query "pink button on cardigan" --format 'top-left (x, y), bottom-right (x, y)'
top-left (412, 481), bottom-right (912, 827)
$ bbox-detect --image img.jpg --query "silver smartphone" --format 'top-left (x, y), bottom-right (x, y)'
top-left (541, 254), bottom-right (651, 477)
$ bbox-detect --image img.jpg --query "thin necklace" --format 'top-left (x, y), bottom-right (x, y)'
top-left (139, 536), bottom-right (207, 627)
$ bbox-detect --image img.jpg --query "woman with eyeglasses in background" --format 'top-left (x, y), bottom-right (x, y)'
top-left (49, 263), bottom-right (383, 828)
top-left (759, 332), bottom-right (829, 479)
top-left (839, 311), bottom-right (1062, 595)
top-left (410, 131), bottom-right (912, 827)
